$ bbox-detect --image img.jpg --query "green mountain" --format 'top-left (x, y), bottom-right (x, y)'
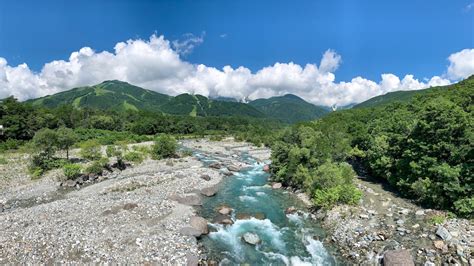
top-left (248, 94), bottom-right (330, 123)
top-left (27, 80), bottom-right (265, 118)
top-left (353, 75), bottom-right (474, 109)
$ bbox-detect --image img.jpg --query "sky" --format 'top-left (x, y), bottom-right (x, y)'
top-left (0, 0), bottom-right (473, 106)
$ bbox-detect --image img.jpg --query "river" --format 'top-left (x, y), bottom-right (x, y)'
top-left (194, 150), bottom-right (340, 265)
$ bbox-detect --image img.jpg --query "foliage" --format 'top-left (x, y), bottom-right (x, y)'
top-left (63, 164), bottom-right (82, 180)
top-left (79, 140), bottom-right (102, 161)
top-left (0, 156), bottom-right (7, 164)
top-left (56, 127), bottom-right (77, 159)
top-left (124, 151), bottom-right (145, 164)
top-left (84, 158), bottom-right (109, 175)
top-left (151, 134), bottom-right (177, 159)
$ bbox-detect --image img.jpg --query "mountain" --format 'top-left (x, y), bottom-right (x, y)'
top-left (248, 94), bottom-right (330, 123)
top-left (28, 80), bottom-right (171, 112)
top-left (27, 80), bottom-right (265, 118)
top-left (353, 75), bottom-right (474, 109)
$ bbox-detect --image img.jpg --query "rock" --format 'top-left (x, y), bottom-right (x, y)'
top-left (64, 180), bottom-right (76, 187)
top-left (253, 213), bottom-right (266, 220)
top-left (242, 232), bottom-right (261, 245)
top-left (424, 262), bottom-right (435, 266)
top-left (396, 219), bottom-right (405, 225)
top-left (165, 160), bottom-right (174, 166)
top-left (221, 219), bottom-right (234, 225)
top-left (415, 210), bottom-right (425, 216)
top-left (272, 183), bottom-right (282, 189)
top-left (359, 214), bottom-right (369, 219)
top-left (367, 210), bottom-right (377, 215)
top-left (412, 224), bottom-right (420, 229)
top-left (218, 206), bottom-right (232, 215)
top-left (190, 216), bottom-right (209, 236)
top-left (285, 206), bottom-right (297, 214)
top-left (0, 203), bottom-right (4, 212)
top-left (123, 203), bottom-right (138, 210)
top-left (200, 186), bottom-right (218, 197)
top-left (179, 227), bottom-right (202, 237)
top-left (399, 208), bottom-right (411, 215)
top-left (170, 193), bottom-right (202, 206)
top-left (263, 165), bottom-right (270, 172)
top-left (469, 258), bottom-right (474, 266)
top-left (236, 213), bottom-right (251, 220)
top-left (450, 231), bottom-right (459, 238)
top-left (200, 174), bottom-right (211, 181)
top-left (433, 240), bottom-right (445, 250)
top-left (383, 249), bottom-right (414, 266)
top-left (209, 163), bottom-right (221, 169)
top-left (436, 226), bottom-right (452, 241)
top-left (186, 253), bottom-right (199, 266)
top-left (227, 165), bottom-right (240, 172)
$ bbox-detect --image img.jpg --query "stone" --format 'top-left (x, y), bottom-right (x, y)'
top-left (209, 163), bottom-right (221, 169)
top-left (123, 203), bottom-right (138, 210)
top-left (221, 219), bottom-right (234, 225)
top-left (367, 210), bottom-right (377, 215)
top-left (383, 249), bottom-right (414, 266)
top-left (186, 253), bottom-right (200, 266)
top-left (424, 262), bottom-right (435, 266)
top-left (169, 193), bottom-right (202, 206)
top-left (433, 240), bottom-right (445, 250)
top-left (263, 165), bottom-right (270, 172)
top-left (415, 210), bottom-right (425, 216)
top-left (412, 224), bottom-right (420, 229)
top-left (359, 214), bottom-right (369, 219)
top-left (242, 232), bottom-right (261, 245)
top-left (399, 209), bottom-right (410, 215)
top-left (285, 206), bottom-right (297, 214)
top-left (227, 165), bottom-right (240, 172)
top-left (179, 227), bottom-right (202, 237)
top-left (396, 219), bottom-right (405, 225)
top-left (272, 183), bottom-right (282, 189)
top-left (190, 216), bottom-right (209, 236)
top-left (0, 203), bottom-right (4, 212)
top-left (200, 174), bottom-right (211, 181)
top-left (63, 180), bottom-right (76, 187)
top-left (436, 226), bottom-right (452, 241)
top-left (200, 186), bottom-right (218, 197)
top-left (218, 206), bottom-right (232, 215)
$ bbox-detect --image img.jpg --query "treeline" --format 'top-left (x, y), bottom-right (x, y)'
top-left (271, 80), bottom-right (473, 217)
top-left (0, 96), bottom-right (281, 150)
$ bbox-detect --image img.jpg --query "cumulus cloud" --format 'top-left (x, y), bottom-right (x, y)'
top-left (171, 32), bottom-right (205, 56)
top-left (447, 49), bottom-right (474, 80)
top-left (0, 34), bottom-right (468, 106)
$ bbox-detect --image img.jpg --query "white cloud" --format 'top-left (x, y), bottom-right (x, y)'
top-left (447, 49), bottom-right (474, 80)
top-left (0, 34), bottom-right (466, 107)
top-left (171, 32), bottom-right (205, 56)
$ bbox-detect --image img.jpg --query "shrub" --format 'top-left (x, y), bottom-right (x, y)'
top-left (63, 164), bottom-right (82, 180)
top-left (80, 140), bottom-right (102, 160)
top-left (453, 198), bottom-right (474, 218)
top-left (151, 134), bottom-right (177, 160)
top-left (209, 135), bottom-right (223, 141)
top-left (429, 214), bottom-right (445, 225)
top-left (124, 151), bottom-right (144, 164)
top-left (85, 157), bottom-right (109, 175)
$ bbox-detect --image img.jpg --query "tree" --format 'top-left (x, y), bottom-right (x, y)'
top-left (151, 134), bottom-right (177, 159)
top-left (57, 127), bottom-right (77, 160)
top-left (32, 128), bottom-right (58, 159)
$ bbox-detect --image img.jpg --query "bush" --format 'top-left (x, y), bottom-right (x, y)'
top-left (63, 164), bottom-right (82, 180)
top-left (85, 157), bottom-right (109, 175)
top-left (0, 138), bottom-right (24, 151)
top-left (80, 140), bottom-right (102, 160)
top-left (124, 151), bottom-right (144, 164)
top-left (151, 134), bottom-right (177, 160)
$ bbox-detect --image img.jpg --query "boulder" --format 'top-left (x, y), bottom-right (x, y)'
top-left (221, 219), bottom-right (234, 225)
top-left (436, 225), bottom-right (452, 241)
top-left (200, 174), bottom-right (211, 181)
top-left (186, 253), bottom-right (200, 266)
top-left (272, 183), bottom-right (282, 189)
top-left (242, 232), bottom-right (261, 245)
top-left (227, 165), bottom-right (240, 172)
top-left (263, 164), bottom-right (270, 172)
top-left (200, 186), bottom-right (218, 197)
top-left (218, 206), bottom-right (232, 215)
top-left (383, 249), bottom-right (414, 266)
top-left (63, 179), bottom-right (76, 187)
top-left (180, 226), bottom-right (202, 237)
top-left (209, 163), bottom-right (221, 169)
top-left (190, 216), bottom-right (209, 236)
top-left (169, 193), bottom-right (202, 206)
top-left (285, 206), bottom-right (297, 214)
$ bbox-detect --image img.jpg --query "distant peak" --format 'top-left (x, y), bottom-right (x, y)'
top-left (282, 94), bottom-right (302, 100)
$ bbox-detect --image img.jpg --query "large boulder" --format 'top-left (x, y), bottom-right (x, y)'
top-left (200, 174), bottom-right (211, 181)
top-left (227, 165), bottom-right (240, 172)
top-left (201, 186), bottom-right (218, 197)
top-left (242, 232), bottom-right (261, 245)
top-left (190, 216), bottom-right (209, 236)
top-left (169, 193), bottom-right (202, 206)
top-left (272, 183), bottom-right (282, 189)
top-left (179, 226), bottom-right (202, 237)
top-left (383, 249), bottom-right (414, 266)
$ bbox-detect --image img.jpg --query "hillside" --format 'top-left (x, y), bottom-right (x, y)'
top-left (27, 80), bottom-right (264, 118)
top-left (249, 94), bottom-right (329, 123)
top-left (353, 75), bottom-right (474, 108)
top-left (28, 80), bottom-right (171, 112)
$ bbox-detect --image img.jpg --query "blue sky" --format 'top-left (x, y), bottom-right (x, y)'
top-left (0, 0), bottom-right (473, 105)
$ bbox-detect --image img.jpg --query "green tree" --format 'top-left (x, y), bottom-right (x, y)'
top-left (57, 127), bottom-right (77, 160)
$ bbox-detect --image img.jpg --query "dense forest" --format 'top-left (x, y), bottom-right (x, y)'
top-left (271, 76), bottom-right (473, 217)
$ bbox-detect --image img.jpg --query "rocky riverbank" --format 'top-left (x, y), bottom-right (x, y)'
top-left (306, 177), bottom-right (473, 265)
top-left (0, 138), bottom-right (268, 264)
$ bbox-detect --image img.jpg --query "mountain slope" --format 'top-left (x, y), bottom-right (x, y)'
top-left (28, 80), bottom-right (171, 112)
top-left (353, 75), bottom-right (474, 109)
top-left (27, 80), bottom-right (265, 118)
top-left (249, 94), bottom-right (329, 123)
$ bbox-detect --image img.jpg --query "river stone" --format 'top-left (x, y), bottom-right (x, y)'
top-left (218, 206), bottom-right (232, 215)
top-left (227, 165), bottom-right (240, 172)
top-left (170, 193), bottom-right (202, 206)
top-left (180, 226), bottom-right (202, 237)
top-left (209, 163), bottom-right (221, 169)
top-left (263, 164), bottom-right (270, 172)
top-left (200, 174), bottom-right (211, 181)
top-left (436, 226), bottom-right (452, 241)
top-left (272, 183), bottom-right (282, 189)
top-left (186, 252), bottom-right (200, 266)
top-left (415, 210), bottom-right (425, 216)
top-left (190, 216), bottom-right (209, 236)
top-left (383, 249), bottom-right (414, 266)
top-left (242, 232), bottom-right (261, 245)
top-left (221, 219), bottom-right (234, 225)
top-left (285, 206), bottom-right (297, 214)
top-left (433, 240), bottom-right (445, 250)
top-left (123, 203), bottom-right (138, 210)
top-left (200, 186), bottom-right (218, 197)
